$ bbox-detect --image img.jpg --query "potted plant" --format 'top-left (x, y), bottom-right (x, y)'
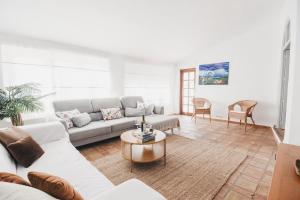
top-left (0, 83), bottom-right (43, 126)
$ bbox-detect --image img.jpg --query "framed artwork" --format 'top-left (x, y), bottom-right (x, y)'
top-left (198, 62), bottom-right (229, 85)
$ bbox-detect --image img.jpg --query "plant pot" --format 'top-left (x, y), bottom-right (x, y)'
top-left (10, 113), bottom-right (24, 126)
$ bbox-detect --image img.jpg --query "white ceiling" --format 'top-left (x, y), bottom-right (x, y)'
top-left (0, 0), bottom-right (283, 64)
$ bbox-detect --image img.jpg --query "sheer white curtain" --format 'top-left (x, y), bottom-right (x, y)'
top-left (0, 44), bottom-right (111, 116)
top-left (124, 62), bottom-right (174, 113)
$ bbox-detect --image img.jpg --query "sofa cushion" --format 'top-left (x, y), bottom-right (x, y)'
top-left (68, 122), bottom-right (111, 141)
top-left (104, 118), bottom-right (136, 133)
top-left (0, 182), bottom-right (58, 200)
top-left (16, 139), bottom-right (114, 200)
top-left (0, 144), bottom-right (16, 173)
top-left (91, 98), bottom-right (122, 112)
top-left (144, 115), bottom-right (180, 131)
top-left (71, 113), bottom-right (91, 128)
top-left (125, 107), bottom-right (145, 117)
top-left (53, 99), bottom-right (93, 113)
top-left (120, 96), bottom-right (144, 108)
top-left (89, 112), bottom-right (103, 121)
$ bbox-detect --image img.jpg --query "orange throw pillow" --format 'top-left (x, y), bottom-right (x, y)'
top-left (0, 172), bottom-right (31, 186)
top-left (28, 171), bottom-right (83, 200)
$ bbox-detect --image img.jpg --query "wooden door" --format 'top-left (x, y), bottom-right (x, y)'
top-left (180, 68), bottom-right (195, 115)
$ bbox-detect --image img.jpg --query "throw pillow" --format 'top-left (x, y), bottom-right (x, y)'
top-left (28, 171), bottom-right (83, 200)
top-left (136, 101), bottom-right (154, 115)
top-left (136, 101), bottom-right (145, 110)
top-left (0, 127), bottom-right (44, 168)
top-left (0, 127), bottom-right (28, 148)
top-left (0, 172), bottom-right (31, 186)
top-left (0, 182), bottom-right (58, 200)
top-left (145, 104), bottom-right (155, 115)
top-left (7, 136), bottom-right (44, 168)
top-left (125, 107), bottom-right (145, 117)
top-left (56, 109), bottom-right (80, 129)
top-left (100, 107), bottom-right (123, 120)
top-left (71, 113), bottom-right (91, 128)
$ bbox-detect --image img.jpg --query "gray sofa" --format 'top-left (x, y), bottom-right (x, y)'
top-left (53, 96), bottom-right (180, 147)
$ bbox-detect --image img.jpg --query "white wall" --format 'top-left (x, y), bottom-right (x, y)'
top-left (176, 14), bottom-right (282, 126)
top-left (282, 0), bottom-right (300, 145)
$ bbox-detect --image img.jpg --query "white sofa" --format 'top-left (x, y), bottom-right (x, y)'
top-left (0, 122), bottom-right (166, 200)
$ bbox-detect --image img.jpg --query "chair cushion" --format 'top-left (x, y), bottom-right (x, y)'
top-left (68, 122), bottom-right (111, 141)
top-left (120, 96), bottom-right (144, 108)
top-left (229, 110), bottom-right (246, 119)
top-left (104, 118), bottom-right (137, 133)
top-left (28, 171), bottom-right (83, 200)
top-left (91, 98), bottom-right (122, 112)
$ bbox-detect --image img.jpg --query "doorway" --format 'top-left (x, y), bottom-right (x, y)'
top-left (180, 68), bottom-right (195, 115)
top-left (278, 21), bottom-right (291, 130)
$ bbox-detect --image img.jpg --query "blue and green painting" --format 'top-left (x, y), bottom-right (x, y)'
top-left (198, 62), bottom-right (229, 85)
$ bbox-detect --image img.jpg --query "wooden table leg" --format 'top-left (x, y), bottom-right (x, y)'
top-left (164, 139), bottom-right (166, 167)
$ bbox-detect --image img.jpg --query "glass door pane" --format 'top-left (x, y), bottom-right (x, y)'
top-left (180, 68), bottom-right (196, 115)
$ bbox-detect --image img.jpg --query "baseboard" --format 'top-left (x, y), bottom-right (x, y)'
top-left (171, 114), bottom-right (271, 128)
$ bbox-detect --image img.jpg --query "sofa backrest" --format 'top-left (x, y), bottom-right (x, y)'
top-left (19, 122), bottom-right (69, 145)
top-left (91, 98), bottom-right (122, 112)
top-left (120, 96), bottom-right (144, 108)
top-left (53, 99), bottom-right (93, 113)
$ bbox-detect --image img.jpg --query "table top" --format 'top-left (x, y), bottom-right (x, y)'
top-left (268, 143), bottom-right (300, 200)
top-left (121, 129), bottom-right (166, 144)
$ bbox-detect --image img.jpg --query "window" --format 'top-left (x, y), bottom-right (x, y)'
top-left (124, 62), bottom-right (174, 113)
top-left (0, 45), bottom-right (111, 115)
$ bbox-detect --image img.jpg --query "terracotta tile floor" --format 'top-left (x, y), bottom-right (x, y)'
top-left (79, 115), bottom-right (277, 200)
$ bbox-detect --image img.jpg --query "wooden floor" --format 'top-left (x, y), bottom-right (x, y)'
top-left (79, 115), bottom-right (277, 200)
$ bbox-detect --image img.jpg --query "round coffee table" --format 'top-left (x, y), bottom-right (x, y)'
top-left (121, 129), bottom-right (166, 172)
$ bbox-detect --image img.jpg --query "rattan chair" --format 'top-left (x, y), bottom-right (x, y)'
top-left (227, 100), bottom-right (257, 132)
top-left (192, 98), bottom-right (212, 123)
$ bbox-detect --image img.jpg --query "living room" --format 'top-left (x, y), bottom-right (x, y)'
top-left (0, 0), bottom-right (300, 200)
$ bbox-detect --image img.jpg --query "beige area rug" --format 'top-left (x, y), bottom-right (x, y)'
top-left (92, 135), bottom-right (247, 200)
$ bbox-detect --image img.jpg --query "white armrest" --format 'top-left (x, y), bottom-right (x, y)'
top-left (18, 122), bottom-right (69, 145)
top-left (94, 179), bottom-right (166, 200)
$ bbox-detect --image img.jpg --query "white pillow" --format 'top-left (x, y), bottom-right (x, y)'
top-left (0, 182), bottom-right (58, 200)
top-left (56, 109), bottom-right (80, 129)
top-left (136, 101), bottom-right (154, 115)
